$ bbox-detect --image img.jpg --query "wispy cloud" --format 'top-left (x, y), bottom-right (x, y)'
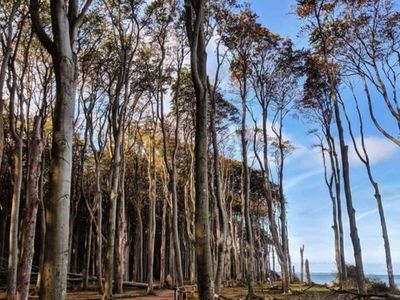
top-left (284, 168), bottom-right (322, 191)
top-left (348, 136), bottom-right (398, 167)
top-left (356, 196), bottom-right (398, 222)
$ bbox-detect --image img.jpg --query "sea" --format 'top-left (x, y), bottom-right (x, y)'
top-left (310, 273), bottom-right (400, 286)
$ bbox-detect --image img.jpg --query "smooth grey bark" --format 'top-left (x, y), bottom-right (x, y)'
top-left (332, 91), bottom-right (365, 294)
top-left (320, 144), bottom-right (342, 287)
top-left (30, 0), bottom-right (92, 297)
top-left (184, 0), bottom-right (214, 297)
top-left (312, 4), bottom-right (366, 294)
top-left (35, 162), bottom-right (46, 291)
top-left (342, 88), bottom-right (396, 291)
top-left (208, 37), bottom-right (228, 294)
top-left (159, 39), bottom-right (185, 287)
top-left (271, 106), bottom-right (291, 287)
top-left (7, 62), bottom-right (23, 300)
top-left (252, 105), bottom-right (289, 293)
top-left (103, 113), bottom-right (123, 299)
top-left (159, 170), bottom-right (168, 287)
top-left (146, 118), bottom-right (157, 294)
top-left (16, 117), bottom-right (43, 300)
top-left (0, 0), bottom-right (22, 166)
top-left (325, 129), bottom-right (346, 286)
top-left (84, 95), bottom-right (105, 292)
top-left (115, 154), bottom-right (127, 293)
top-left (237, 59), bottom-right (255, 298)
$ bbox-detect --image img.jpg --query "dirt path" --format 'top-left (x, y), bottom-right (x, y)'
top-left (132, 289), bottom-right (175, 300)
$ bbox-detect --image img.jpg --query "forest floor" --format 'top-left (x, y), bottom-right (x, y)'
top-left (220, 283), bottom-right (340, 299)
top-left (0, 283), bottom-right (341, 300)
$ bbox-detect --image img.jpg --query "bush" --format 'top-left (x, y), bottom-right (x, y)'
top-left (366, 279), bottom-right (390, 293)
top-left (335, 264), bottom-right (358, 287)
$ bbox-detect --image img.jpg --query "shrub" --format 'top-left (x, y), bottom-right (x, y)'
top-left (366, 279), bottom-right (390, 293)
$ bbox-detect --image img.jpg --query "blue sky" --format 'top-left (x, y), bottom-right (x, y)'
top-left (209, 0), bottom-right (400, 275)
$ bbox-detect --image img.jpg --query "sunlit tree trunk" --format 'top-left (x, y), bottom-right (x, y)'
top-left (30, 0), bottom-right (91, 297)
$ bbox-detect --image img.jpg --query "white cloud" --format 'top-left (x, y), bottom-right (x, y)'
top-left (347, 136), bottom-right (398, 167)
top-left (284, 168), bottom-right (322, 191)
top-left (356, 194), bottom-right (399, 222)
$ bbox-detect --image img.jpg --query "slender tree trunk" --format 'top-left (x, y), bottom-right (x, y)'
top-left (16, 118), bottom-right (43, 300)
top-left (300, 246), bottom-right (304, 283)
top-left (185, 0), bottom-right (214, 297)
top-left (7, 140), bottom-right (22, 300)
top-left (94, 157), bottom-right (103, 292)
top-left (147, 137), bottom-right (156, 294)
top-left (210, 85), bottom-right (227, 295)
top-left (159, 178), bottom-right (167, 287)
top-left (171, 169), bottom-right (184, 286)
top-left (7, 63), bottom-right (23, 300)
top-left (103, 129), bottom-right (122, 299)
top-left (115, 156), bottom-right (127, 293)
top-left (83, 221), bottom-right (93, 290)
top-left (332, 96), bottom-right (365, 293)
top-left (36, 176), bottom-right (46, 291)
top-left (276, 111), bottom-right (290, 288)
top-left (326, 132), bottom-right (346, 284)
top-left (320, 144), bottom-right (342, 287)
top-left (305, 259), bottom-right (311, 285)
top-left (0, 0), bottom-right (22, 166)
top-left (314, 4), bottom-right (365, 292)
top-left (239, 68), bottom-right (255, 298)
top-left (135, 204), bottom-right (143, 282)
top-left (342, 93), bottom-right (396, 291)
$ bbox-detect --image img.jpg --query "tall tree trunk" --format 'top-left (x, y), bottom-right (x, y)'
top-left (313, 4), bottom-right (365, 292)
top-left (275, 109), bottom-right (290, 289)
top-left (7, 135), bottom-right (22, 300)
top-left (83, 221), bottom-right (93, 290)
top-left (7, 62), bottom-right (23, 300)
top-left (239, 65), bottom-right (255, 298)
top-left (115, 155), bottom-right (127, 293)
top-left (159, 173), bottom-right (167, 287)
top-left (209, 84), bottom-right (227, 295)
top-left (30, 0), bottom-right (90, 296)
top-left (16, 117), bottom-right (44, 300)
top-left (0, 0), bottom-right (22, 166)
top-left (342, 92), bottom-right (396, 291)
top-left (94, 157), bottom-right (103, 292)
top-left (135, 204), bottom-right (143, 282)
top-left (147, 133), bottom-right (157, 294)
top-left (320, 146), bottom-right (342, 287)
top-left (36, 170), bottom-right (46, 291)
top-left (331, 96), bottom-right (365, 293)
top-left (326, 131), bottom-right (346, 285)
top-left (103, 129), bottom-right (122, 299)
top-left (184, 0), bottom-right (214, 296)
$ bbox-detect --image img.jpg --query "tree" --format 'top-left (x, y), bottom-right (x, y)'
top-left (184, 0), bottom-right (214, 298)
top-left (299, 53), bottom-right (347, 287)
top-left (341, 82), bottom-right (396, 291)
top-left (296, 0), bottom-right (366, 293)
top-left (0, 0), bottom-right (22, 168)
top-left (335, 0), bottom-right (400, 146)
top-left (29, 0), bottom-right (92, 297)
